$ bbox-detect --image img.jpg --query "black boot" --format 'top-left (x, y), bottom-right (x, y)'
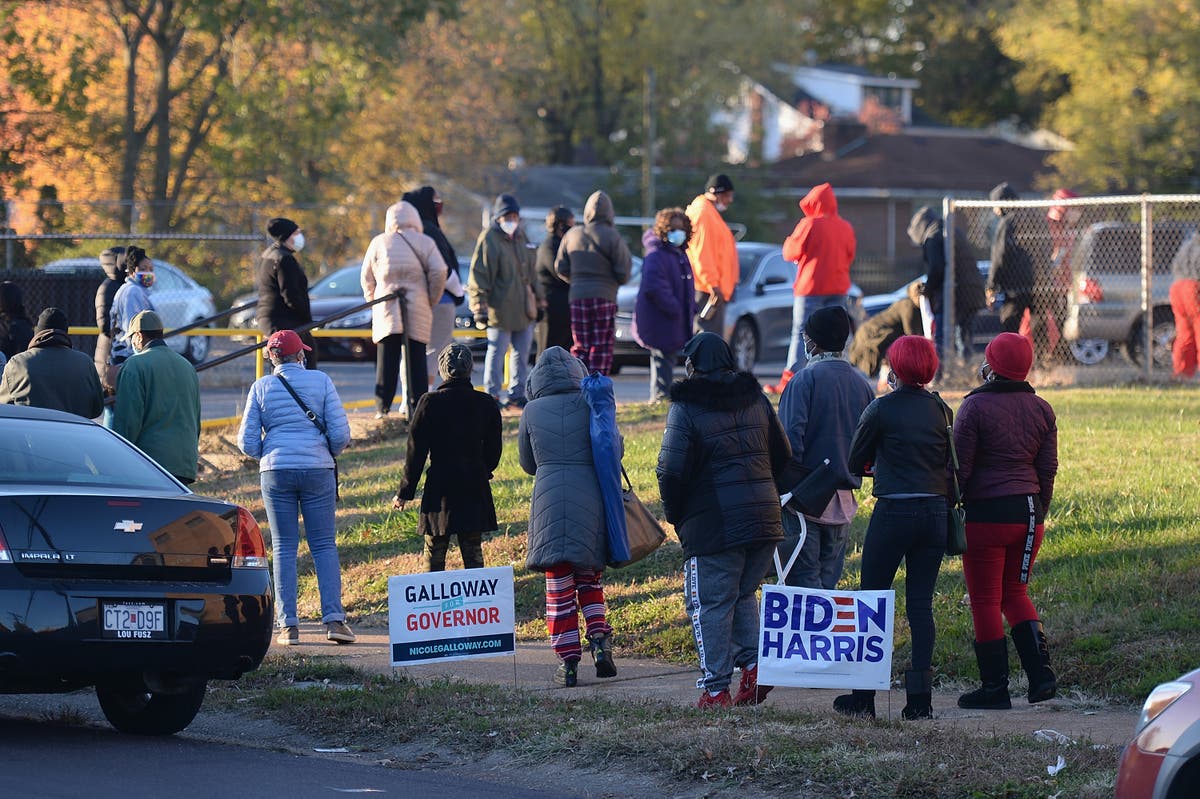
top-left (589, 633), bottom-right (617, 678)
top-left (1011, 620), bottom-right (1057, 703)
top-left (901, 669), bottom-right (933, 720)
top-left (833, 689), bottom-right (876, 718)
top-left (957, 638), bottom-right (1012, 709)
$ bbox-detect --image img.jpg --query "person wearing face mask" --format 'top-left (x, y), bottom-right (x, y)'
top-left (632, 207), bottom-right (697, 402)
top-left (108, 245), bottom-right (157, 369)
top-left (109, 310), bottom-right (201, 484)
top-left (257, 217), bottom-right (317, 369)
top-left (535, 206), bottom-right (575, 356)
top-left (468, 194), bottom-right (540, 409)
top-left (684, 174), bottom-right (739, 335)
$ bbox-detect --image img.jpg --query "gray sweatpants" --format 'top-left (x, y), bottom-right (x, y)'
top-left (684, 542), bottom-right (776, 693)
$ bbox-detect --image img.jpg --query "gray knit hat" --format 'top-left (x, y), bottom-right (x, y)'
top-left (438, 342), bottom-right (474, 381)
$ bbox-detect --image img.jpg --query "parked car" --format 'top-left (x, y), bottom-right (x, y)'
top-left (613, 243), bottom-right (863, 373)
top-left (0, 404), bottom-right (272, 735)
top-left (1061, 220), bottom-right (1196, 368)
top-left (41, 258), bottom-right (217, 364)
top-left (1115, 665), bottom-right (1200, 798)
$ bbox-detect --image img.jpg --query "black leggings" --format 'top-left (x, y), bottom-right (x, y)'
top-left (424, 532), bottom-right (485, 572)
top-left (375, 333), bottom-right (427, 414)
top-left (860, 496), bottom-right (947, 671)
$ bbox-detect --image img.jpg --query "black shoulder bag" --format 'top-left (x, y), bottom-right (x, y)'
top-left (935, 394), bottom-right (967, 556)
top-left (276, 375), bottom-right (340, 501)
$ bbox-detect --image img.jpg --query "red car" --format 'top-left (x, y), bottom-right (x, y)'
top-left (1116, 666), bottom-right (1200, 798)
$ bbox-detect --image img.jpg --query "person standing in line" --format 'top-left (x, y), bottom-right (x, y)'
top-left (555, 190), bottom-right (632, 375)
top-left (468, 194), bottom-right (540, 409)
top-left (775, 307), bottom-right (874, 589)
top-left (257, 217), bottom-right (317, 369)
top-left (837, 335), bottom-right (949, 721)
top-left (393, 343), bottom-right (503, 572)
top-left (519, 346), bottom-right (619, 687)
top-left (955, 333), bottom-right (1058, 710)
top-left (1169, 231), bottom-right (1200, 380)
top-left (0, 282), bottom-right (34, 360)
top-left (986, 183), bottom-right (1036, 338)
top-left (109, 310), bottom-right (200, 485)
top-left (632, 207), bottom-right (697, 403)
top-left (238, 329), bottom-right (354, 646)
top-left (685, 174), bottom-right (739, 335)
top-left (360, 200), bottom-right (447, 419)
top-left (108, 246), bottom-right (157, 368)
top-left (907, 206), bottom-right (986, 363)
top-left (401, 186), bottom-right (464, 389)
top-left (657, 333), bottom-right (791, 709)
top-left (765, 182), bottom-right (856, 395)
top-left (0, 307), bottom-right (104, 418)
top-left (535, 206), bottom-right (574, 356)
top-left (93, 246), bottom-right (127, 383)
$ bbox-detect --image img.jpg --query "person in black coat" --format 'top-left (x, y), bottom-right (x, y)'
top-left (908, 206), bottom-right (986, 360)
top-left (535, 206), bottom-right (574, 356)
top-left (393, 342), bottom-right (502, 571)
top-left (256, 217), bottom-right (317, 368)
top-left (93, 246), bottom-right (127, 382)
top-left (0, 281), bottom-right (34, 359)
top-left (986, 183), bottom-right (1036, 336)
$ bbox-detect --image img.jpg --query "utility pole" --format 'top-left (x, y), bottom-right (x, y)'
top-left (642, 68), bottom-right (656, 218)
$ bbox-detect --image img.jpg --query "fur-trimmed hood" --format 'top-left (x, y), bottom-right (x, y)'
top-left (669, 370), bottom-right (764, 410)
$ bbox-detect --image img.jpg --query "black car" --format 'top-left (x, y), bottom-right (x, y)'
top-left (0, 405), bottom-right (273, 735)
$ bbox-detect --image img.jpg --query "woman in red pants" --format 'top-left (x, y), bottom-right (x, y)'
top-left (953, 332), bottom-right (1059, 709)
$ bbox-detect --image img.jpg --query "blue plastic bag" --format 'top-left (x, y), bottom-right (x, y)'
top-left (581, 372), bottom-right (630, 564)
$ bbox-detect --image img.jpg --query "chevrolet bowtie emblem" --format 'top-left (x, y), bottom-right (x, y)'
top-left (113, 520), bottom-right (144, 533)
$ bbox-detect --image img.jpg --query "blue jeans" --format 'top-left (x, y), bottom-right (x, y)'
top-left (649, 348), bottom-right (676, 402)
top-left (484, 324), bottom-right (534, 402)
top-left (778, 511), bottom-right (850, 589)
top-left (786, 294), bottom-right (849, 373)
top-left (260, 468), bottom-right (345, 628)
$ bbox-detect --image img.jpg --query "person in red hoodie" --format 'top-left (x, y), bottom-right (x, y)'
top-left (766, 183), bottom-right (856, 394)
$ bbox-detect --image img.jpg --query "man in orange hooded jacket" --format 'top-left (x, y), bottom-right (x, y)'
top-left (685, 174), bottom-right (739, 335)
top-left (765, 182), bottom-right (856, 394)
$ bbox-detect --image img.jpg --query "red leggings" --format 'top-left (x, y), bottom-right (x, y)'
top-left (545, 564), bottom-right (612, 662)
top-left (961, 521), bottom-right (1044, 642)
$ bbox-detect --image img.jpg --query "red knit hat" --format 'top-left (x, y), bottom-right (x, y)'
top-left (984, 332), bottom-right (1033, 381)
top-left (886, 335), bottom-right (938, 386)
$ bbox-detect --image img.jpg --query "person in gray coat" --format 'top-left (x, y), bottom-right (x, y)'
top-left (518, 346), bottom-right (618, 687)
top-left (0, 307), bottom-right (104, 418)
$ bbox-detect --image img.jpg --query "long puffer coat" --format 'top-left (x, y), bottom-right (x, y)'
top-left (519, 347), bottom-right (608, 571)
top-left (360, 201), bottom-right (448, 344)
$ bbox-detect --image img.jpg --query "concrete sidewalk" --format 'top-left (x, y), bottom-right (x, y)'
top-left (281, 624), bottom-right (1138, 748)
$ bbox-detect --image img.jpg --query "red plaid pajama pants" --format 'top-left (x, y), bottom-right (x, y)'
top-left (545, 564), bottom-right (612, 662)
top-left (569, 298), bottom-right (618, 375)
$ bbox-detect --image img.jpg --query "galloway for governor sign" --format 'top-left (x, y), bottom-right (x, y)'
top-left (757, 585), bottom-right (895, 690)
top-left (388, 566), bottom-right (516, 665)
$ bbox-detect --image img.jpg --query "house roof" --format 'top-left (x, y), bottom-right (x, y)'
top-left (764, 130), bottom-right (1058, 195)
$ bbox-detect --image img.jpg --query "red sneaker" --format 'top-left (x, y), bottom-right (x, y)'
top-left (733, 665), bottom-right (773, 706)
top-left (697, 690), bottom-right (733, 709)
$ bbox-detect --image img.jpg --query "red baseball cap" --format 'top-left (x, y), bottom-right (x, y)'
top-left (266, 329), bottom-right (311, 356)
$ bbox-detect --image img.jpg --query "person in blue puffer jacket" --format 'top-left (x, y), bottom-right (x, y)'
top-left (238, 329), bottom-right (353, 647)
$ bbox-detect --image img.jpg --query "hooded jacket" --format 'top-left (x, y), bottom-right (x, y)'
top-left (685, 194), bottom-right (738, 301)
top-left (0, 283), bottom-right (33, 359)
top-left (633, 228), bottom-right (696, 353)
top-left (907, 207), bottom-right (986, 317)
top-left (986, 183), bottom-right (1035, 296)
top-left (519, 347), bottom-right (608, 571)
top-left (401, 187), bottom-right (461, 302)
top-left (360, 201), bottom-right (448, 344)
top-left (0, 328), bottom-right (104, 418)
top-left (256, 240), bottom-right (312, 335)
top-left (554, 191), bottom-right (632, 303)
top-left (782, 183), bottom-right (856, 297)
top-left (94, 252), bottom-right (127, 369)
top-left (468, 216), bottom-right (539, 332)
top-left (657, 336), bottom-right (790, 557)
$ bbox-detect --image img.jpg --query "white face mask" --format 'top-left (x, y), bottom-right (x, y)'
top-left (290, 232), bottom-right (306, 251)
top-left (499, 219), bottom-right (519, 236)
top-left (666, 229), bottom-right (687, 247)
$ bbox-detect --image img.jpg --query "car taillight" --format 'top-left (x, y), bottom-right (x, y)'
top-left (1077, 275), bottom-right (1104, 304)
top-left (0, 523), bottom-right (10, 563)
top-left (233, 507), bottom-right (269, 568)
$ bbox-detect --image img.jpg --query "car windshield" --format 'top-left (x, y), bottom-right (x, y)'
top-left (310, 266), bottom-right (363, 297)
top-left (0, 418), bottom-right (181, 490)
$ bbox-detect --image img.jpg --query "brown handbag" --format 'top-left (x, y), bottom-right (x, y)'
top-left (524, 284), bottom-right (538, 320)
top-left (611, 466), bottom-right (667, 568)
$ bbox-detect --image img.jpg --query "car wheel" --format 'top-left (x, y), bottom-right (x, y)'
top-left (346, 339), bottom-right (372, 361)
top-left (1125, 308), bottom-right (1175, 369)
top-left (730, 319), bottom-right (758, 372)
top-left (96, 677), bottom-right (207, 735)
top-left (184, 331), bottom-right (210, 364)
top-left (1068, 338), bottom-right (1109, 365)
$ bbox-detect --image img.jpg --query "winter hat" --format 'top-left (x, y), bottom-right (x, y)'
top-left (128, 310), bottom-right (164, 334)
top-left (491, 194), bottom-right (521, 219)
top-left (804, 306), bottom-right (852, 353)
top-left (984, 332), bottom-right (1033, 381)
top-left (682, 332), bottom-right (735, 374)
top-left (438, 342), bottom-right (475, 381)
top-left (267, 217), bottom-right (299, 242)
top-left (99, 246), bottom-right (127, 279)
top-left (35, 307), bottom-right (68, 333)
top-left (266, 329), bottom-right (311, 356)
top-left (886, 335), bottom-right (938, 387)
top-left (705, 173), bottom-right (735, 194)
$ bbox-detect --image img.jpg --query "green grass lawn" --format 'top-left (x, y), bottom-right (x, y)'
top-left (198, 386), bottom-right (1200, 702)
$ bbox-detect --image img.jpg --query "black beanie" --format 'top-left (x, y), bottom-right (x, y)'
top-left (705, 173), bottom-right (735, 193)
top-left (36, 307), bottom-right (68, 333)
top-left (491, 194), bottom-right (520, 220)
top-left (804, 306), bottom-right (852, 352)
top-left (267, 217), bottom-right (299, 242)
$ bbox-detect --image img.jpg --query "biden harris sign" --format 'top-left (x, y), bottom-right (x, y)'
top-left (388, 566), bottom-right (516, 665)
top-left (757, 585), bottom-right (895, 690)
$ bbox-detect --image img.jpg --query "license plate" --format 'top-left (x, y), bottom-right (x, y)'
top-left (101, 602), bottom-right (167, 640)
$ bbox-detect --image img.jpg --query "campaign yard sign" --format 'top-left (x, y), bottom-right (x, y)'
top-left (388, 566), bottom-right (515, 666)
top-left (757, 585), bottom-right (895, 690)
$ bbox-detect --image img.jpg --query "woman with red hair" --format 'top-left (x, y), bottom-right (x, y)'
top-left (836, 335), bottom-right (950, 720)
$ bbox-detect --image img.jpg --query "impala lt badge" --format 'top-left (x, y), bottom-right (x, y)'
top-left (114, 520), bottom-right (144, 533)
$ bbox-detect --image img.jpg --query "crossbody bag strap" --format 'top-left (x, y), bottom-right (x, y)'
top-left (396, 231), bottom-right (430, 279)
top-left (276, 374), bottom-right (330, 443)
top-left (933, 392), bottom-right (962, 505)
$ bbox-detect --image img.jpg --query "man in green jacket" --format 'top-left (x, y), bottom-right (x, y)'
top-left (110, 310), bottom-right (201, 483)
